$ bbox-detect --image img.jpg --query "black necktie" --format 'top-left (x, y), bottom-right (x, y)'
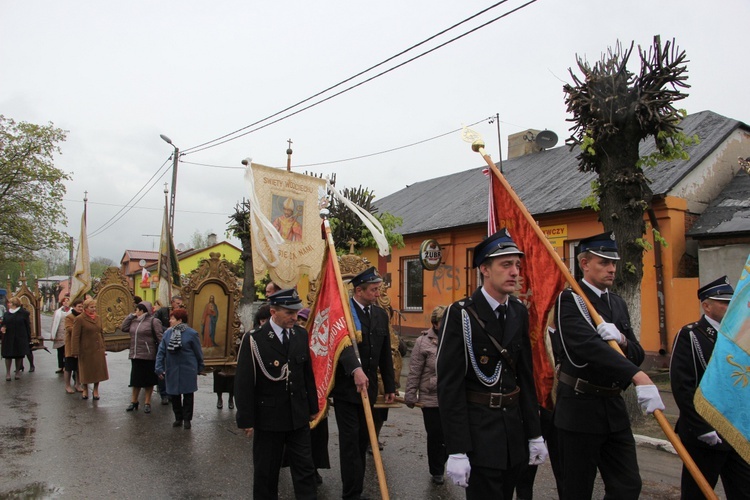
top-left (363, 306), bottom-right (371, 320)
top-left (282, 329), bottom-right (290, 349)
top-left (495, 304), bottom-right (507, 322)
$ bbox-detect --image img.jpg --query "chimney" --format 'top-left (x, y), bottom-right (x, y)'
top-left (507, 129), bottom-right (543, 159)
top-left (207, 233), bottom-right (217, 247)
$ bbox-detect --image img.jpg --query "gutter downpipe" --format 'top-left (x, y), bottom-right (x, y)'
top-left (648, 207), bottom-right (668, 356)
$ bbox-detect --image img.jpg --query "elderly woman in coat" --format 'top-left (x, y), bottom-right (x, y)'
top-left (155, 308), bottom-right (204, 429)
top-left (2, 297), bottom-right (31, 381)
top-left (404, 305), bottom-right (448, 485)
top-left (70, 298), bottom-right (109, 400)
top-left (121, 301), bottom-right (163, 413)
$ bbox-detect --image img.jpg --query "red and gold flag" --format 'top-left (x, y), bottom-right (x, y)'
top-left (307, 246), bottom-right (353, 426)
top-left (489, 171), bottom-right (565, 410)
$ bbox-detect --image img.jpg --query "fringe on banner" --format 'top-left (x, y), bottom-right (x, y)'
top-left (244, 162), bottom-right (285, 268)
top-left (326, 180), bottom-right (390, 257)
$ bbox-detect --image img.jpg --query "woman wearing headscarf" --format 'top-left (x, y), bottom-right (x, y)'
top-left (1, 297), bottom-right (31, 381)
top-left (155, 308), bottom-right (204, 429)
top-left (70, 298), bottom-right (109, 400)
top-left (121, 301), bottom-right (163, 413)
top-left (405, 305), bottom-right (448, 485)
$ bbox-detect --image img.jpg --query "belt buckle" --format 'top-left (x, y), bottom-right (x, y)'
top-left (489, 392), bottom-right (503, 408)
top-left (573, 378), bottom-right (588, 394)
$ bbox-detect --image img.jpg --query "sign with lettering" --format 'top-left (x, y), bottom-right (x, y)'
top-left (419, 239), bottom-right (443, 271)
top-left (541, 224), bottom-right (567, 249)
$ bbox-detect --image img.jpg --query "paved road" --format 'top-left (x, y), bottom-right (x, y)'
top-left (0, 314), bottom-right (718, 499)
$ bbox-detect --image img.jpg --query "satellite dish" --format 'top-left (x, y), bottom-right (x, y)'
top-left (139, 259), bottom-right (147, 267)
top-left (177, 243), bottom-right (186, 252)
top-left (535, 130), bottom-right (558, 149)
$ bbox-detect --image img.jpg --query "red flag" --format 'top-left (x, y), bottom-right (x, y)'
top-left (307, 247), bottom-right (353, 425)
top-left (490, 172), bottom-right (564, 410)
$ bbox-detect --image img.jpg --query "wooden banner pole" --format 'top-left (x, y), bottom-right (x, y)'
top-left (322, 217), bottom-right (390, 500)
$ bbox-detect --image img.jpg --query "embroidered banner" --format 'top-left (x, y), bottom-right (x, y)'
top-left (488, 170), bottom-right (565, 410)
top-left (695, 253), bottom-right (750, 462)
top-left (249, 163), bottom-right (326, 288)
top-left (307, 247), bottom-right (353, 426)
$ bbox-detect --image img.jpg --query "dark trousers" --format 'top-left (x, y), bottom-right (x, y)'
top-left (334, 399), bottom-right (370, 499)
top-left (467, 463), bottom-right (522, 500)
top-left (253, 426), bottom-right (317, 500)
top-left (558, 427), bottom-right (641, 500)
top-left (516, 407), bottom-right (562, 499)
top-left (171, 393), bottom-right (194, 422)
top-left (421, 407), bottom-right (447, 476)
top-left (56, 347), bottom-right (65, 369)
top-left (680, 440), bottom-right (750, 500)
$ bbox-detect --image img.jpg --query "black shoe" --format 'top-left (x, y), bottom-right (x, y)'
top-left (216, 399), bottom-right (223, 409)
top-left (172, 420), bottom-right (183, 427)
top-left (29, 365), bottom-right (35, 373)
top-left (161, 396), bottom-right (170, 405)
top-left (144, 404), bottom-right (151, 414)
top-left (126, 402), bottom-right (139, 412)
top-left (431, 475), bottom-right (444, 485)
top-left (228, 399), bottom-right (234, 410)
top-left (184, 421), bottom-right (192, 429)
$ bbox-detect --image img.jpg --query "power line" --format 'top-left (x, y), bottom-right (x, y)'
top-left (88, 158), bottom-right (172, 238)
top-left (181, 0), bottom-right (537, 155)
top-left (64, 198), bottom-right (228, 216)
top-left (179, 115), bottom-right (493, 170)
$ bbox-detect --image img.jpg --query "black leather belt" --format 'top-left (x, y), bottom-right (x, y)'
top-left (558, 370), bottom-right (621, 397)
top-left (466, 387), bottom-right (520, 408)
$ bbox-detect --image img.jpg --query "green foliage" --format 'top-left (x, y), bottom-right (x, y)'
top-left (638, 129), bottom-right (700, 169)
top-left (328, 185), bottom-right (404, 255)
top-left (0, 115), bottom-right (70, 261)
top-left (634, 238), bottom-right (653, 251)
top-left (652, 227), bottom-right (668, 247)
top-left (90, 257), bottom-right (115, 279)
top-left (581, 180), bottom-right (601, 211)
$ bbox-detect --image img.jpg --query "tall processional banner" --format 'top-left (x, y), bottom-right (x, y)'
top-left (248, 163), bottom-right (326, 288)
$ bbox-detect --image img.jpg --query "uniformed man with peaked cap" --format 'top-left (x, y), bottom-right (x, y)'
top-left (437, 229), bottom-right (547, 499)
top-left (552, 231), bottom-right (665, 500)
top-left (330, 266), bottom-right (395, 500)
top-left (235, 288), bottom-right (319, 500)
top-left (670, 276), bottom-right (750, 499)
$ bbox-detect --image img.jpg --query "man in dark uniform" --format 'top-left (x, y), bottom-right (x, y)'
top-left (553, 231), bottom-right (665, 500)
top-left (437, 229), bottom-right (547, 499)
top-left (670, 276), bottom-right (750, 499)
top-left (330, 266), bottom-right (395, 500)
top-left (235, 289), bottom-right (319, 500)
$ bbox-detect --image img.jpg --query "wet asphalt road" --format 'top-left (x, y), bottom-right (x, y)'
top-left (0, 314), bottom-right (699, 499)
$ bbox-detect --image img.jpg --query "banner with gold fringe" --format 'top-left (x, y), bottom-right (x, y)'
top-left (695, 252), bottom-right (750, 462)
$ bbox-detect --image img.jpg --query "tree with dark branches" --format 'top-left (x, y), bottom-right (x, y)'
top-left (564, 35), bottom-right (696, 334)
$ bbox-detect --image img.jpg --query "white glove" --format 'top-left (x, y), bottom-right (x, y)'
top-left (596, 322), bottom-right (624, 344)
top-left (635, 384), bottom-right (665, 414)
top-left (698, 431), bottom-right (723, 446)
top-left (528, 436), bottom-right (548, 465)
top-left (446, 453), bottom-right (471, 488)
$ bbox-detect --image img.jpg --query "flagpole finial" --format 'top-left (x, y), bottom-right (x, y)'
top-left (164, 183), bottom-right (168, 195)
top-left (471, 139), bottom-right (486, 153)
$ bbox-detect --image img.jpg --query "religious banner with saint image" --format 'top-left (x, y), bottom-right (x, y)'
top-left (248, 162), bottom-right (326, 288)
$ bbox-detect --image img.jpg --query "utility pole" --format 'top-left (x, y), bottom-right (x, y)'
top-left (160, 134), bottom-right (179, 234)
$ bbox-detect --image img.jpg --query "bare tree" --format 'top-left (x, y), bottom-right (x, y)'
top-left (563, 36), bottom-right (693, 334)
top-left (228, 199), bottom-right (255, 330)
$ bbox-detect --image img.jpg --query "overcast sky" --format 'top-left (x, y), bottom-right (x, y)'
top-left (2, 0), bottom-right (749, 264)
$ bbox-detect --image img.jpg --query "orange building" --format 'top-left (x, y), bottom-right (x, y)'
top-left (375, 110), bottom-right (750, 369)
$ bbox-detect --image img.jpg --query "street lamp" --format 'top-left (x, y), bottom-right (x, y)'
top-left (160, 134), bottom-right (179, 234)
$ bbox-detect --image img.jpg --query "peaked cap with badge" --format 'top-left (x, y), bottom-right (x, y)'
top-left (472, 228), bottom-right (524, 268)
top-left (350, 266), bottom-right (383, 288)
top-left (268, 288), bottom-right (304, 310)
top-left (697, 275), bottom-right (734, 302)
top-left (578, 231), bottom-right (620, 260)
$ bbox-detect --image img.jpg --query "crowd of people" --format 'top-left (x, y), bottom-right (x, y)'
top-left (2, 229), bottom-right (748, 499)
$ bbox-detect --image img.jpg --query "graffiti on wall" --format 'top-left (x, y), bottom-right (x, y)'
top-left (432, 264), bottom-right (461, 294)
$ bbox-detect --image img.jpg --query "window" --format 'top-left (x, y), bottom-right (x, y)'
top-left (402, 257), bottom-right (424, 311)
